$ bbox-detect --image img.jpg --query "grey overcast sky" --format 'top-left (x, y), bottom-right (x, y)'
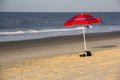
top-left (0, 0), bottom-right (120, 12)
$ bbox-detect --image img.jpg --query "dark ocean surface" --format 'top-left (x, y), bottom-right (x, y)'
top-left (0, 12), bottom-right (120, 42)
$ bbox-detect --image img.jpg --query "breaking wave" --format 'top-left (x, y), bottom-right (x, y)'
top-left (0, 27), bottom-right (84, 35)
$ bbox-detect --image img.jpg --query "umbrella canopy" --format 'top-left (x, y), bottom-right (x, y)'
top-left (64, 13), bottom-right (101, 26)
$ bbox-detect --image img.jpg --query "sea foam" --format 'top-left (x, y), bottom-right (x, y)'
top-left (0, 27), bottom-right (84, 35)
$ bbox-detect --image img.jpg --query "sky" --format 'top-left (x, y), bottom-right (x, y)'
top-left (0, 0), bottom-right (120, 12)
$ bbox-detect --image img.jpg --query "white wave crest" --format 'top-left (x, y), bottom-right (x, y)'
top-left (0, 31), bottom-right (25, 35)
top-left (0, 27), bottom-right (84, 35)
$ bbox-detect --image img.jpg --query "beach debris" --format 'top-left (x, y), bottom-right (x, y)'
top-left (80, 51), bottom-right (92, 57)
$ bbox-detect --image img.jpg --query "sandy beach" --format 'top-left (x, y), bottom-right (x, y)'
top-left (0, 31), bottom-right (120, 80)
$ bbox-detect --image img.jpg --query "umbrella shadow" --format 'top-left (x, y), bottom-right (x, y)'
top-left (93, 45), bottom-right (117, 49)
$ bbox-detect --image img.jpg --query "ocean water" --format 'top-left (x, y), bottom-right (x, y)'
top-left (0, 12), bottom-right (120, 42)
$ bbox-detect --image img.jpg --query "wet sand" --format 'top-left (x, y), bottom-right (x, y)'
top-left (0, 31), bottom-right (120, 61)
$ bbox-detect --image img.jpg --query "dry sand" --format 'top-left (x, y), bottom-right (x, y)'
top-left (0, 31), bottom-right (120, 80)
top-left (0, 47), bottom-right (120, 80)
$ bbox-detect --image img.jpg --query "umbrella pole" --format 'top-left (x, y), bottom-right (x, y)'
top-left (80, 26), bottom-right (92, 57)
top-left (82, 27), bottom-right (87, 51)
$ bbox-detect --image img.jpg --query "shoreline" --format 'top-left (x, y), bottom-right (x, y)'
top-left (0, 31), bottom-right (120, 62)
top-left (0, 31), bottom-right (120, 43)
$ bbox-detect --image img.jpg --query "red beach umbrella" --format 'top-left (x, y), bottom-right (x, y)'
top-left (64, 13), bottom-right (102, 57)
top-left (64, 13), bottom-right (101, 26)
